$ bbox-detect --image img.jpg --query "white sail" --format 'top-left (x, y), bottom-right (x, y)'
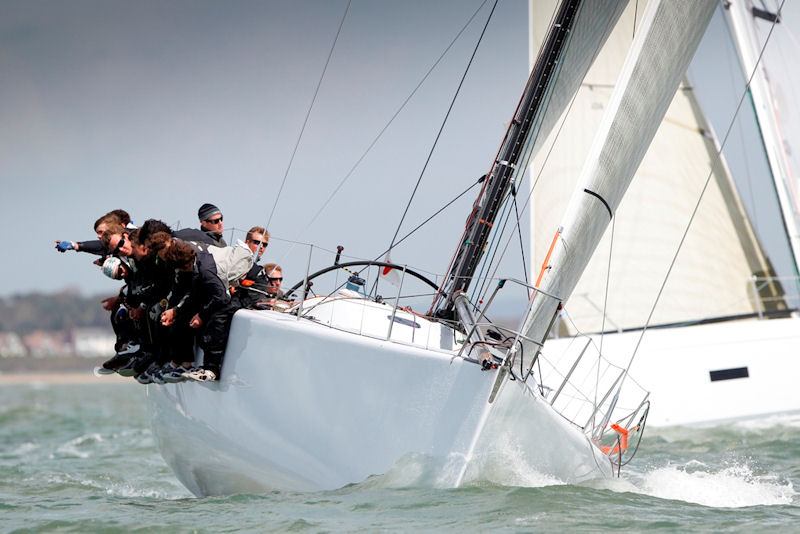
top-left (530, 2), bottom-right (774, 334)
top-left (726, 0), bottom-right (800, 274)
top-left (522, 0), bottom-right (718, 348)
top-left (538, 2), bottom-right (800, 428)
top-left (522, 0), bottom-right (628, 161)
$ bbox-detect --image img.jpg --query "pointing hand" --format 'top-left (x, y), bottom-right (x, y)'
top-left (55, 241), bottom-right (75, 253)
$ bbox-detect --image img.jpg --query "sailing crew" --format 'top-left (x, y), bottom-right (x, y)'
top-left (59, 208), bottom-right (291, 384)
top-left (136, 233), bottom-right (202, 383)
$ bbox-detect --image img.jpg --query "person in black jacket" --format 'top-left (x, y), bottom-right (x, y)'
top-left (197, 203), bottom-right (227, 247)
top-left (118, 228), bottom-right (175, 379)
top-left (151, 236), bottom-right (228, 382)
top-left (135, 232), bottom-right (198, 383)
top-left (94, 255), bottom-right (140, 374)
top-left (55, 209), bottom-right (133, 260)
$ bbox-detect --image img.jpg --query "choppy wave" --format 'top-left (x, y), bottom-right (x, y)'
top-left (3, 382), bottom-right (800, 532)
top-left (364, 415), bottom-right (800, 510)
top-left (633, 461), bottom-right (795, 507)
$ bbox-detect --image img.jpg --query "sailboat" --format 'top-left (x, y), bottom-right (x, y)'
top-left (146, 0), bottom-right (714, 496)
top-left (536, 0), bottom-right (800, 427)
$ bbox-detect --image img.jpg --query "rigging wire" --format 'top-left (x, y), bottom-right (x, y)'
top-left (385, 0), bottom-right (499, 254)
top-left (469, 180), bottom-right (516, 303)
top-left (273, 0), bottom-right (493, 269)
top-left (291, 1), bottom-right (491, 241)
top-left (367, 176), bottom-right (485, 296)
top-left (512, 195), bottom-right (530, 291)
top-left (264, 0), bottom-right (351, 232)
top-left (384, 176), bottom-right (483, 253)
top-left (616, 0), bottom-right (787, 391)
top-left (473, 97), bottom-right (578, 305)
top-left (592, 216), bottom-right (615, 433)
top-left (282, 177), bottom-right (482, 306)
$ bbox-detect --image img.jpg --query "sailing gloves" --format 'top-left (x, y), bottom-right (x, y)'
top-left (56, 241), bottom-right (75, 252)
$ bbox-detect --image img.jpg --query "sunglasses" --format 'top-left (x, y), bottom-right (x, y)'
top-left (247, 239), bottom-right (268, 248)
top-left (267, 277), bottom-right (283, 282)
top-left (206, 216), bottom-right (223, 224)
top-left (113, 236), bottom-right (126, 254)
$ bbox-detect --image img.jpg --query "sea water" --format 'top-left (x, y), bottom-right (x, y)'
top-left (2, 382), bottom-right (799, 533)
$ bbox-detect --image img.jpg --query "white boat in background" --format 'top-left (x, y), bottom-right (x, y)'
top-left (146, 0), bottom-right (716, 496)
top-left (534, 0), bottom-right (800, 427)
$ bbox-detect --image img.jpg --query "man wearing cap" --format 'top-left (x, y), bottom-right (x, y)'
top-left (198, 203), bottom-right (227, 247)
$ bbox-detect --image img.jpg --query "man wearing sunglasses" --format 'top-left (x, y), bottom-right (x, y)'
top-left (198, 203), bottom-right (227, 247)
top-left (260, 263), bottom-right (292, 311)
top-left (100, 223), bottom-right (134, 258)
top-left (244, 226), bottom-right (269, 260)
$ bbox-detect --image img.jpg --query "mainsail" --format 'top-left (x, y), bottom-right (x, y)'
top-left (520, 0), bottom-right (718, 353)
top-left (529, 1), bottom-right (778, 334)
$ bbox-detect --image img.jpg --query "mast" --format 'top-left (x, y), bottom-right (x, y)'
top-left (432, 0), bottom-right (583, 319)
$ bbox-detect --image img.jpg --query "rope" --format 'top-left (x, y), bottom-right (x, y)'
top-left (470, 177), bottom-right (516, 303)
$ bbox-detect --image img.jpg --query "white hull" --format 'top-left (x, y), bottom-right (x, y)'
top-left (147, 300), bottom-right (614, 496)
top-left (544, 316), bottom-right (800, 427)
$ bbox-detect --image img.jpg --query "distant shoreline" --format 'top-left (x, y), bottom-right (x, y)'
top-left (0, 371), bottom-right (131, 385)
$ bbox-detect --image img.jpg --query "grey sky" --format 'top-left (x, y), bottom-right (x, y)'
top-left (1, 0), bottom-right (529, 297)
top-left (4, 0), bottom-right (799, 308)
